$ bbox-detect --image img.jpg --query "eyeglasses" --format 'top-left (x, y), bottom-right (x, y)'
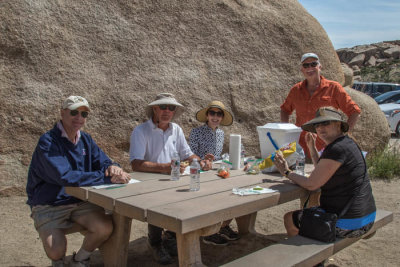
top-left (208, 110), bottom-right (224, 117)
top-left (313, 121), bottom-right (331, 128)
top-left (302, 61), bottom-right (319, 69)
top-left (159, 105), bottom-right (176, 111)
top-left (70, 110), bottom-right (89, 118)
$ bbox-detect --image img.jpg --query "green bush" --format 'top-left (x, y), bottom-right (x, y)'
top-left (367, 145), bottom-right (400, 180)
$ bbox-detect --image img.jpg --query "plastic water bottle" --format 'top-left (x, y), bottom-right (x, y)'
top-left (170, 151), bottom-right (180, 181)
top-left (189, 158), bottom-right (200, 191)
top-left (295, 155), bottom-right (305, 176)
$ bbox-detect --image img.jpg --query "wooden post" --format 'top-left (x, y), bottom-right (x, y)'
top-left (235, 212), bottom-right (257, 234)
top-left (99, 212), bottom-right (132, 267)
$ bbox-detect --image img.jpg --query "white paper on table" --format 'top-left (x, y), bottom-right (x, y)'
top-left (92, 178), bottom-right (141, 189)
top-left (232, 186), bottom-right (277, 196)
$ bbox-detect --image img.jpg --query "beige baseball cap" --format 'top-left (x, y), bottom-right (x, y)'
top-left (62, 96), bottom-right (90, 111)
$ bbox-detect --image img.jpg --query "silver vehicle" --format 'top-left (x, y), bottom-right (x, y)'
top-left (379, 102), bottom-right (400, 136)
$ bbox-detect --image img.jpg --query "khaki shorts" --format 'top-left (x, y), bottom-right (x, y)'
top-left (31, 202), bottom-right (104, 233)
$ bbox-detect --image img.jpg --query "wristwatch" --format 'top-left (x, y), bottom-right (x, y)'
top-left (284, 170), bottom-right (291, 177)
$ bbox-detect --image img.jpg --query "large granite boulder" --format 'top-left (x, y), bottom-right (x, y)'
top-left (0, 0), bottom-right (390, 193)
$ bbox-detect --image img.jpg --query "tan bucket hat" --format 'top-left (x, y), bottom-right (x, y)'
top-left (195, 100), bottom-right (233, 126)
top-left (146, 93), bottom-right (184, 119)
top-left (301, 107), bottom-right (349, 133)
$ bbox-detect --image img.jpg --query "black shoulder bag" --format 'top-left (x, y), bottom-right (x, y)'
top-left (298, 141), bottom-right (366, 243)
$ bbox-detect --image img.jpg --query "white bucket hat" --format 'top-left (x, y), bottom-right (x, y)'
top-left (146, 93), bottom-right (184, 118)
top-left (62, 96), bottom-right (90, 111)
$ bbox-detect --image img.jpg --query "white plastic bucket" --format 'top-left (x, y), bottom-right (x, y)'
top-left (257, 123), bottom-right (302, 158)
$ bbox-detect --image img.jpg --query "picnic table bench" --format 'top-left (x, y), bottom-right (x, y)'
top-left (222, 209), bottom-right (393, 267)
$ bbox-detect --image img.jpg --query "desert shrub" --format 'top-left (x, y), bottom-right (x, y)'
top-left (367, 144), bottom-right (400, 180)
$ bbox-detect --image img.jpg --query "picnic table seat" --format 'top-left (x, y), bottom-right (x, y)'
top-left (222, 209), bottom-right (393, 267)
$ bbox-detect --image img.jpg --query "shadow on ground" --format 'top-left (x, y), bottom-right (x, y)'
top-left (87, 233), bottom-right (286, 267)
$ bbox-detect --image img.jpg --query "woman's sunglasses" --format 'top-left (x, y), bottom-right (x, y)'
top-left (302, 61), bottom-right (319, 69)
top-left (159, 105), bottom-right (176, 111)
top-left (313, 120), bottom-right (331, 128)
top-left (70, 110), bottom-right (89, 118)
top-left (208, 110), bottom-right (224, 117)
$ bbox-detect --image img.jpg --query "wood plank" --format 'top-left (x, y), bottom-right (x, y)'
top-left (222, 210), bottom-right (393, 267)
top-left (65, 186), bottom-right (90, 201)
top-left (115, 173), bottom-right (286, 222)
top-left (147, 181), bottom-right (307, 233)
top-left (88, 170), bottom-right (236, 211)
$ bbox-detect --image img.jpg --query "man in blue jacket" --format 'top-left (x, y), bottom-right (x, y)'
top-left (27, 96), bottom-right (130, 267)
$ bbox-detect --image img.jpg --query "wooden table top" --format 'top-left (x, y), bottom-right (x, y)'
top-left (66, 168), bottom-right (308, 234)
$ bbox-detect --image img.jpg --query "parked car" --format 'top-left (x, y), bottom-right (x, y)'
top-left (379, 103), bottom-right (400, 136)
top-left (353, 82), bottom-right (400, 98)
top-left (374, 91), bottom-right (400, 104)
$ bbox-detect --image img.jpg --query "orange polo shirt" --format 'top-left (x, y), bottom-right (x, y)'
top-left (280, 76), bottom-right (361, 156)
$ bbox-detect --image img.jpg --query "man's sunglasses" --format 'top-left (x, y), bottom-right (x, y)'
top-left (70, 110), bottom-right (89, 118)
top-left (208, 110), bottom-right (224, 117)
top-left (159, 105), bottom-right (176, 111)
top-left (314, 120), bottom-right (331, 128)
top-left (302, 61), bottom-right (319, 68)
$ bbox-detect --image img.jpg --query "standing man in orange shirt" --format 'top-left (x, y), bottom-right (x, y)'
top-left (281, 53), bottom-right (361, 158)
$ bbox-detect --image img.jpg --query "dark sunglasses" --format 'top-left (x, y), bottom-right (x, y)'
top-left (208, 110), bottom-right (224, 117)
top-left (313, 121), bottom-right (331, 128)
top-left (302, 61), bottom-right (319, 68)
top-left (159, 105), bottom-right (176, 111)
top-left (70, 110), bottom-right (89, 118)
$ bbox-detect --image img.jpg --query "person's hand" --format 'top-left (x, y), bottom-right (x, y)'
top-left (273, 151), bottom-right (289, 177)
top-left (200, 159), bottom-right (212, 171)
top-left (204, 153), bottom-right (215, 162)
top-left (111, 171), bottom-right (131, 184)
top-left (105, 165), bottom-right (123, 177)
top-left (305, 132), bottom-right (317, 150)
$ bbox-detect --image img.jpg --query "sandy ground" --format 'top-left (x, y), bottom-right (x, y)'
top-left (1, 139), bottom-right (399, 266)
top-left (0, 177), bottom-right (398, 267)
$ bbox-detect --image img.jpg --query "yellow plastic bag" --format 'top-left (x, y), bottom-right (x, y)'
top-left (258, 142), bottom-right (297, 170)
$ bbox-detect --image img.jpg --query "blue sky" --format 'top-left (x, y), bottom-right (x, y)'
top-left (298, 0), bottom-right (400, 49)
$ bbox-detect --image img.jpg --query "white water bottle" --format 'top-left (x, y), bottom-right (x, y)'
top-left (189, 158), bottom-right (200, 191)
top-left (170, 151), bottom-right (180, 181)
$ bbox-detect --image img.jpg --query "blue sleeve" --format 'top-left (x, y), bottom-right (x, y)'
top-left (32, 134), bottom-right (111, 187)
top-left (88, 134), bottom-right (117, 172)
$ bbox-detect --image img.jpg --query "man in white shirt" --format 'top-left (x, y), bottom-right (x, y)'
top-left (129, 93), bottom-right (211, 265)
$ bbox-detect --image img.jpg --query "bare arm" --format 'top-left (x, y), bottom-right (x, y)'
top-left (131, 159), bottom-right (171, 174)
top-left (305, 132), bottom-right (319, 166)
top-left (347, 112), bottom-right (360, 132)
top-left (281, 109), bottom-right (290, 123)
top-left (274, 152), bottom-right (341, 191)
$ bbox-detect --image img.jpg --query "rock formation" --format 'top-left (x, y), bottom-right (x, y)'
top-left (0, 0), bottom-right (390, 193)
top-left (337, 41), bottom-right (400, 81)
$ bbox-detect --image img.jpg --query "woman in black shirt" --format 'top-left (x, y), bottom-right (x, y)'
top-left (274, 106), bottom-right (376, 238)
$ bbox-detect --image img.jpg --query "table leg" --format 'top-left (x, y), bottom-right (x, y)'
top-left (176, 223), bottom-right (221, 267)
top-left (235, 212), bottom-right (257, 234)
top-left (99, 212), bottom-right (132, 267)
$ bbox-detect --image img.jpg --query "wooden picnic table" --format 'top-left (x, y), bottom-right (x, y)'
top-left (66, 168), bottom-right (308, 266)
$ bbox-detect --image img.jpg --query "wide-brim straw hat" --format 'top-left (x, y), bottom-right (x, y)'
top-left (301, 107), bottom-right (349, 133)
top-left (146, 93), bottom-right (184, 119)
top-left (195, 100), bottom-right (233, 126)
